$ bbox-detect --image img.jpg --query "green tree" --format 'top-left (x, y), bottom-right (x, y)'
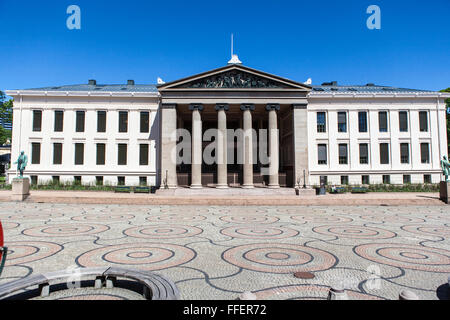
top-left (0, 91), bottom-right (12, 145)
top-left (440, 88), bottom-right (450, 154)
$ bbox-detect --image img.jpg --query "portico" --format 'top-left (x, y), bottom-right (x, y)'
top-left (158, 64), bottom-right (311, 189)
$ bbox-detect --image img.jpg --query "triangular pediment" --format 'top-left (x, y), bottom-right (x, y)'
top-left (158, 65), bottom-right (311, 91)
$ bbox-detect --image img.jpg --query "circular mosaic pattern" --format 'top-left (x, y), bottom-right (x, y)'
top-left (223, 243), bottom-right (336, 274)
top-left (360, 214), bottom-right (425, 224)
top-left (255, 284), bottom-right (384, 300)
top-left (77, 243), bottom-right (195, 271)
top-left (160, 207), bottom-right (210, 214)
top-left (216, 208), bottom-right (268, 215)
top-left (354, 243), bottom-right (450, 272)
top-left (23, 223), bottom-right (109, 237)
top-left (313, 225), bottom-right (396, 239)
top-left (291, 215), bottom-right (353, 224)
top-left (276, 208), bottom-right (327, 215)
top-left (1, 221), bottom-right (20, 230)
top-left (72, 214), bottom-right (135, 222)
top-left (221, 226), bottom-right (299, 239)
top-left (3, 212), bottom-right (64, 220)
top-left (401, 224), bottom-right (450, 237)
top-left (146, 214), bottom-right (206, 223)
top-left (124, 225), bottom-right (203, 239)
top-left (425, 214), bottom-right (450, 222)
top-left (220, 215), bottom-right (279, 224)
top-left (5, 241), bottom-right (63, 266)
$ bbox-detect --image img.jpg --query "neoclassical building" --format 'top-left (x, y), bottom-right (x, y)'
top-left (6, 62), bottom-right (449, 188)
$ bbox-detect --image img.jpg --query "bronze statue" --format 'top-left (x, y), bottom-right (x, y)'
top-left (441, 155), bottom-right (450, 182)
top-left (14, 151), bottom-right (28, 178)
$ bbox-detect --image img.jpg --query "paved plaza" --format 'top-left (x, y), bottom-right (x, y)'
top-left (0, 202), bottom-right (449, 300)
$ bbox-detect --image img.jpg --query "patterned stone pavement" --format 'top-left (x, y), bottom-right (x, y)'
top-left (0, 202), bottom-right (449, 300)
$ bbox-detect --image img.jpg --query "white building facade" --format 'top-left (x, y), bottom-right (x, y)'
top-left (6, 64), bottom-right (449, 188)
top-left (308, 89), bottom-right (448, 186)
top-left (6, 81), bottom-right (160, 186)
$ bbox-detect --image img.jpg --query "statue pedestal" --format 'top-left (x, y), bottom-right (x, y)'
top-left (11, 178), bottom-right (30, 201)
top-left (440, 181), bottom-right (450, 204)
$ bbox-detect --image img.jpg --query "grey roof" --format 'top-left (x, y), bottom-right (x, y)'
top-left (310, 84), bottom-right (434, 94)
top-left (13, 81), bottom-right (436, 95)
top-left (21, 84), bottom-right (158, 93)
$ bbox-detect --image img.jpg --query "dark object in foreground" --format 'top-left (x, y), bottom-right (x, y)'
top-left (0, 221), bottom-right (6, 277)
top-left (440, 181), bottom-right (449, 204)
top-left (0, 267), bottom-right (179, 300)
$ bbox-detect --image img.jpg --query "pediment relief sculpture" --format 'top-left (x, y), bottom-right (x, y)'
top-left (181, 71), bottom-right (286, 89)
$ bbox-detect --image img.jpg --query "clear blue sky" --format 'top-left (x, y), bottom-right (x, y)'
top-left (0, 0), bottom-right (449, 94)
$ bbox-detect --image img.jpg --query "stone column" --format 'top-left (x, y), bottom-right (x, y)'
top-left (160, 104), bottom-right (178, 188)
top-left (266, 104), bottom-right (280, 188)
top-left (190, 104), bottom-right (203, 189)
top-left (216, 104), bottom-right (229, 188)
top-left (241, 104), bottom-right (255, 188)
top-left (292, 103), bottom-right (309, 188)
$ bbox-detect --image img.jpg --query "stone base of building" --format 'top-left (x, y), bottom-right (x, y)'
top-left (439, 181), bottom-right (450, 204)
top-left (11, 178), bottom-right (30, 201)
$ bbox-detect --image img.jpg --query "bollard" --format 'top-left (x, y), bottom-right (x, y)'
top-left (237, 291), bottom-right (257, 300)
top-left (399, 290), bottom-right (419, 300)
top-left (327, 286), bottom-right (348, 300)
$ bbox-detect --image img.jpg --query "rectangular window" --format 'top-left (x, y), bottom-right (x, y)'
top-left (420, 143), bottom-right (430, 164)
top-left (403, 175), bottom-right (411, 184)
top-left (76, 111), bottom-right (85, 132)
top-left (96, 176), bottom-right (104, 186)
top-left (96, 144), bottom-right (106, 165)
top-left (54, 111), bottom-right (64, 132)
top-left (317, 112), bottom-right (326, 133)
top-left (31, 143), bottom-right (41, 164)
top-left (140, 112), bottom-right (150, 133)
top-left (319, 176), bottom-right (328, 185)
top-left (139, 177), bottom-right (147, 186)
top-left (424, 174), bottom-right (431, 184)
top-left (52, 176), bottom-right (60, 184)
top-left (118, 144), bottom-right (127, 165)
top-left (97, 111), bottom-right (106, 133)
top-left (362, 175), bottom-right (370, 185)
top-left (400, 143), bottom-right (410, 164)
top-left (33, 110), bottom-right (42, 132)
top-left (317, 144), bottom-right (327, 165)
top-left (139, 144), bottom-right (149, 166)
top-left (419, 111), bottom-right (428, 132)
top-left (337, 112), bottom-right (347, 133)
top-left (380, 143), bottom-right (389, 164)
top-left (338, 144), bottom-right (348, 164)
top-left (53, 143), bottom-right (62, 165)
top-left (340, 176), bottom-right (349, 185)
top-left (31, 176), bottom-right (38, 185)
top-left (74, 176), bottom-right (82, 185)
top-left (359, 143), bottom-right (368, 164)
top-left (399, 111), bottom-right (408, 132)
top-left (118, 176), bottom-right (125, 186)
top-left (383, 175), bottom-right (390, 184)
top-left (358, 112), bottom-right (367, 133)
top-left (119, 111), bottom-right (128, 133)
top-left (379, 111), bottom-right (388, 132)
top-left (75, 143), bottom-right (84, 165)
